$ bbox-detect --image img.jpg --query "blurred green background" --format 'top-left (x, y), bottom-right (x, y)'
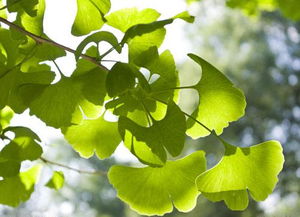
top-left (1, 0), bottom-right (299, 216)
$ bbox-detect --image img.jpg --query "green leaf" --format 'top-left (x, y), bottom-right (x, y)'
top-left (45, 171), bottom-right (64, 190)
top-left (128, 28), bottom-right (166, 65)
top-left (7, 0), bottom-right (39, 17)
top-left (63, 116), bottom-right (121, 159)
top-left (105, 8), bottom-right (160, 32)
top-left (0, 107), bottom-right (14, 129)
top-left (0, 127), bottom-right (42, 178)
top-left (25, 65), bottom-right (107, 128)
top-left (106, 62), bottom-right (136, 97)
top-left (0, 29), bottom-right (20, 69)
top-left (0, 68), bottom-right (55, 113)
top-left (147, 50), bottom-right (178, 102)
top-left (0, 165), bottom-right (41, 207)
top-left (0, 160), bottom-right (20, 178)
top-left (277, 0), bottom-right (300, 20)
top-left (13, 0), bottom-right (45, 35)
top-left (108, 151), bottom-right (206, 216)
top-left (0, 0), bottom-right (7, 19)
top-left (75, 31), bottom-right (121, 60)
top-left (196, 141), bottom-right (284, 210)
top-left (1, 127), bottom-right (43, 161)
top-left (118, 101), bottom-right (186, 166)
top-left (25, 77), bottom-right (83, 128)
top-left (121, 11), bottom-right (194, 45)
top-left (186, 54), bottom-right (246, 138)
top-left (72, 0), bottom-right (111, 36)
top-left (173, 11), bottom-right (195, 23)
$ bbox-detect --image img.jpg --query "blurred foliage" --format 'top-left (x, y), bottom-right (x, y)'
top-left (187, 0), bottom-right (300, 21)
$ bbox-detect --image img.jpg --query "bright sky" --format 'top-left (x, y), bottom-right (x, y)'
top-left (11, 0), bottom-right (194, 162)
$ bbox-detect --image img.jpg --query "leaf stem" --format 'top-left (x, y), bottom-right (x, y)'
top-left (52, 60), bottom-right (65, 78)
top-left (141, 100), bottom-right (154, 124)
top-left (0, 17), bottom-right (108, 71)
top-left (99, 43), bottom-right (122, 60)
top-left (39, 157), bottom-right (107, 176)
top-left (150, 85), bottom-right (196, 95)
top-left (101, 59), bottom-right (119, 63)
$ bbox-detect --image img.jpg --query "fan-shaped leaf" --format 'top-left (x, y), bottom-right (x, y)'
top-left (63, 116), bottom-right (121, 159)
top-left (46, 171), bottom-right (64, 190)
top-left (0, 165), bottom-right (41, 207)
top-left (196, 141), bottom-right (284, 210)
top-left (106, 8), bottom-right (160, 32)
top-left (72, 0), bottom-right (111, 36)
top-left (186, 54), bottom-right (246, 138)
top-left (108, 151), bottom-right (206, 216)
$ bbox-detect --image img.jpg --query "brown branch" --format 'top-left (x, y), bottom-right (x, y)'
top-left (0, 17), bottom-right (108, 71)
top-left (40, 157), bottom-right (107, 176)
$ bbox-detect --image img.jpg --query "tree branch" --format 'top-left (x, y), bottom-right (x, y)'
top-left (40, 157), bottom-right (107, 176)
top-left (0, 17), bottom-right (108, 71)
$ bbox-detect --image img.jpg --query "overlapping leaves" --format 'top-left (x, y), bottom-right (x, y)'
top-left (0, 1), bottom-right (285, 215)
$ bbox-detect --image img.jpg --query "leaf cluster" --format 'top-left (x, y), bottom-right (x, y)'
top-left (0, 0), bottom-right (284, 215)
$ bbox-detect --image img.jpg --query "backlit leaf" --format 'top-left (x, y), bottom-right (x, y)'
top-left (72, 0), bottom-right (111, 36)
top-left (196, 141), bottom-right (284, 210)
top-left (0, 165), bottom-right (42, 207)
top-left (63, 116), bottom-right (121, 159)
top-left (186, 54), bottom-right (246, 138)
top-left (106, 8), bottom-right (160, 32)
top-left (46, 171), bottom-right (65, 190)
top-left (108, 151), bottom-right (206, 216)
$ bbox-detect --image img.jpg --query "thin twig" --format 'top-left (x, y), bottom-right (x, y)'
top-left (39, 157), bottom-right (107, 176)
top-left (150, 85), bottom-right (196, 95)
top-left (0, 17), bottom-right (108, 71)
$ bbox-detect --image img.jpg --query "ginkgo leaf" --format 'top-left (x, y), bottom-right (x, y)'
top-left (0, 165), bottom-right (41, 207)
top-left (121, 11), bottom-right (194, 45)
top-left (75, 31), bottom-right (121, 60)
top-left (25, 77), bottom-right (82, 128)
top-left (186, 54), bottom-right (246, 138)
top-left (0, 1), bottom-right (7, 19)
top-left (0, 107), bottom-right (14, 129)
top-left (7, 0), bottom-right (39, 17)
top-left (0, 127), bottom-right (42, 177)
top-left (0, 68), bottom-right (55, 113)
top-left (196, 141), bottom-right (284, 210)
top-left (1, 127), bottom-right (43, 162)
top-left (0, 160), bottom-right (20, 178)
top-left (108, 151), bottom-right (206, 216)
top-left (106, 62), bottom-right (136, 97)
top-left (105, 8), bottom-right (160, 32)
top-left (63, 116), bottom-right (121, 159)
top-left (72, 0), bottom-right (111, 36)
top-left (146, 50), bottom-right (178, 102)
top-left (118, 101), bottom-right (186, 166)
top-left (128, 28), bottom-right (166, 64)
top-left (24, 65), bottom-right (107, 128)
top-left (45, 171), bottom-right (65, 190)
